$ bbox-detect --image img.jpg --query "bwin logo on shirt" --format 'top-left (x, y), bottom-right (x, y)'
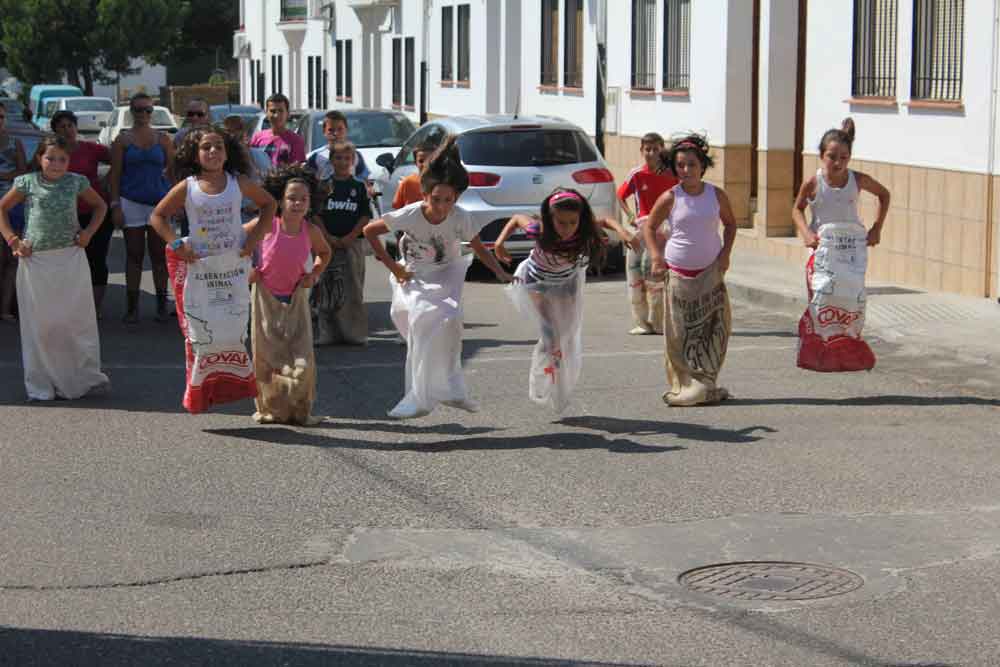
top-left (327, 200), bottom-right (359, 212)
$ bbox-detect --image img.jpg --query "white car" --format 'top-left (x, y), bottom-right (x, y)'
top-left (45, 96), bottom-right (114, 138)
top-left (98, 105), bottom-right (178, 146)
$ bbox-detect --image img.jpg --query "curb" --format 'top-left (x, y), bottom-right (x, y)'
top-left (726, 279), bottom-right (806, 321)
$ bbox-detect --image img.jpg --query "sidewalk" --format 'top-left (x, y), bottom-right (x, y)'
top-left (726, 244), bottom-right (1000, 370)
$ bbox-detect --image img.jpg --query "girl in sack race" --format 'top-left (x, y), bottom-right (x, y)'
top-left (149, 125), bottom-right (277, 414)
top-left (792, 118), bottom-right (890, 373)
top-left (645, 134), bottom-right (738, 407)
top-left (245, 165), bottom-right (331, 424)
top-left (495, 189), bottom-right (638, 413)
top-left (0, 135), bottom-right (111, 400)
top-left (363, 135), bottom-right (515, 420)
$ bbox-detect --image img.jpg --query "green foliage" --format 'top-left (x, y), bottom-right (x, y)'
top-left (0, 0), bottom-right (190, 94)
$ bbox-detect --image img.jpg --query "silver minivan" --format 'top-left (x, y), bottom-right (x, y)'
top-left (374, 115), bottom-right (622, 266)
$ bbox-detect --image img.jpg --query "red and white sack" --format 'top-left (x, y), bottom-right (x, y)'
top-left (167, 249), bottom-right (257, 413)
top-left (797, 222), bottom-right (876, 372)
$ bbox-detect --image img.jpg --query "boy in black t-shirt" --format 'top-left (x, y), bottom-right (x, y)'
top-left (312, 141), bottom-right (372, 345)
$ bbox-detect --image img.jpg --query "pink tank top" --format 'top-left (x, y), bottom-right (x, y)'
top-left (665, 182), bottom-right (723, 271)
top-left (259, 217), bottom-right (311, 297)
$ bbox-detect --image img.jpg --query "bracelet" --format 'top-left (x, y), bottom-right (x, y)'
top-left (169, 237), bottom-right (186, 251)
top-left (6, 236), bottom-right (18, 248)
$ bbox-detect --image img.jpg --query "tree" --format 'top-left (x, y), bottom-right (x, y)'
top-left (0, 0), bottom-right (189, 95)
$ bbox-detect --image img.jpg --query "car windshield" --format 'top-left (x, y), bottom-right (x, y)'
top-left (457, 129), bottom-right (598, 167)
top-left (211, 107), bottom-right (260, 123)
top-left (66, 99), bottom-right (114, 112)
top-left (308, 113), bottom-right (416, 151)
top-left (261, 112), bottom-right (304, 132)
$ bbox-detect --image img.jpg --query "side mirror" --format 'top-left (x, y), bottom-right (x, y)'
top-left (375, 152), bottom-right (395, 172)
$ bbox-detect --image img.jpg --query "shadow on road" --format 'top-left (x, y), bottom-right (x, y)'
top-left (731, 329), bottom-right (797, 338)
top-left (558, 416), bottom-right (776, 444)
top-left (0, 626), bottom-right (656, 667)
top-left (203, 427), bottom-right (683, 454)
top-left (726, 395), bottom-right (1000, 408)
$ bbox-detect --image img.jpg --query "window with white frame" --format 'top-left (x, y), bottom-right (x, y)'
top-left (541, 0), bottom-right (559, 86)
top-left (662, 0), bottom-right (690, 91)
top-left (335, 39), bottom-right (353, 101)
top-left (405, 37), bottom-right (416, 107)
top-left (911, 0), bottom-right (964, 101)
top-left (392, 37), bottom-right (403, 107)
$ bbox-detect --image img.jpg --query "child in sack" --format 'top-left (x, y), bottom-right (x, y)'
top-left (363, 136), bottom-right (514, 419)
top-left (247, 165), bottom-right (331, 424)
top-left (311, 140), bottom-right (372, 346)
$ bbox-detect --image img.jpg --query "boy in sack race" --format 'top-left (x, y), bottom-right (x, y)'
top-left (150, 126), bottom-right (277, 413)
top-left (792, 118), bottom-right (891, 373)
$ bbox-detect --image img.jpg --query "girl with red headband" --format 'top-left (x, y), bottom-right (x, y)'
top-left (496, 188), bottom-right (637, 412)
top-left (646, 134), bottom-right (738, 406)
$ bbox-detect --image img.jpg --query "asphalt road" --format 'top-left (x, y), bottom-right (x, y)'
top-left (1, 245), bottom-right (998, 666)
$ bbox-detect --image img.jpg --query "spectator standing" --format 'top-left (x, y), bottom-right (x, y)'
top-left (250, 94), bottom-right (305, 168)
top-left (0, 101), bottom-right (27, 321)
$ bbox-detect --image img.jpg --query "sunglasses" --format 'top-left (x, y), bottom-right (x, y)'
top-left (187, 111), bottom-right (206, 117)
top-left (132, 107), bottom-right (154, 114)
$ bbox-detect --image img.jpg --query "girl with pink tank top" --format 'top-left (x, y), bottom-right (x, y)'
top-left (644, 134), bottom-right (738, 407)
top-left (245, 166), bottom-right (331, 425)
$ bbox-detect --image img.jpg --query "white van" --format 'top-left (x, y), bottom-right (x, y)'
top-left (46, 97), bottom-right (115, 138)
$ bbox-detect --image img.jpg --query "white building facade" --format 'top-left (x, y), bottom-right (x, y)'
top-left (238, 0), bottom-right (1000, 299)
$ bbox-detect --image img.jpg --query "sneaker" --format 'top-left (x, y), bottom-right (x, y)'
top-left (629, 325), bottom-right (653, 335)
top-left (387, 399), bottom-right (431, 420)
top-left (442, 398), bottom-right (480, 413)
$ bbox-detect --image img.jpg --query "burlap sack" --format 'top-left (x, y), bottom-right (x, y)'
top-left (662, 261), bottom-right (732, 406)
top-left (251, 283), bottom-right (319, 425)
top-left (311, 238), bottom-right (367, 345)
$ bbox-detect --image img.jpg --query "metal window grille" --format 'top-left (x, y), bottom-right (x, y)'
top-left (663, 0), bottom-right (690, 91)
top-left (322, 66), bottom-right (328, 108)
top-left (271, 55), bottom-right (277, 94)
top-left (345, 40), bottom-right (353, 99)
top-left (457, 4), bottom-right (471, 82)
top-left (911, 0), bottom-right (964, 101)
top-left (278, 55), bottom-right (284, 95)
top-left (405, 37), bottom-right (416, 107)
top-left (335, 41), bottom-right (343, 97)
top-left (541, 0), bottom-right (559, 85)
top-left (852, 0), bottom-right (897, 98)
top-left (442, 7), bottom-right (454, 80)
top-left (564, 0), bottom-right (584, 88)
top-left (315, 56), bottom-right (323, 108)
top-left (393, 38), bottom-right (403, 106)
top-left (631, 0), bottom-right (656, 90)
top-left (250, 60), bottom-right (256, 103)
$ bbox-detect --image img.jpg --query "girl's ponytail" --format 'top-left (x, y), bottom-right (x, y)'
top-left (819, 117), bottom-right (856, 154)
top-left (420, 134), bottom-right (469, 195)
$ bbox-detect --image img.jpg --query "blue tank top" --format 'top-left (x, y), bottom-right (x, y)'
top-left (120, 140), bottom-right (169, 206)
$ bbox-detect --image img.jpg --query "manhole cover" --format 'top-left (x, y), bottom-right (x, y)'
top-left (678, 561), bottom-right (863, 601)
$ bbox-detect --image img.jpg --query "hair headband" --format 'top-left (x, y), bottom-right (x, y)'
top-left (675, 140), bottom-right (703, 153)
top-left (548, 191), bottom-right (582, 206)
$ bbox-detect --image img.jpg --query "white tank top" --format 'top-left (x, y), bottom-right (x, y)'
top-left (808, 169), bottom-right (862, 232)
top-left (185, 172), bottom-right (247, 257)
top-left (665, 182), bottom-right (723, 271)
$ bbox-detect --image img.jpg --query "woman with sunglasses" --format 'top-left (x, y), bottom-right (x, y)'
top-left (50, 110), bottom-right (114, 317)
top-left (109, 92), bottom-right (175, 323)
top-left (174, 98), bottom-right (210, 148)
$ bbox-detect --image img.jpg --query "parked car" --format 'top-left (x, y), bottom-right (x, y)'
top-left (375, 115), bottom-right (622, 267)
top-left (294, 108), bottom-right (416, 189)
top-left (44, 96), bottom-right (114, 138)
top-left (0, 97), bottom-right (37, 132)
top-left (250, 110), bottom-right (307, 137)
top-left (208, 104), bottom-right (262, 139)
top-left (29, 84), bottom-right (82, 128)
top-left (98, 105), bottom-right (178, 146)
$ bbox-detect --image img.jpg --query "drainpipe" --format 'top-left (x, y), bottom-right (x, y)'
top-left (594, 0), bottom-right (607, 155)
top-left (987, 0), bottom-right (999, 300)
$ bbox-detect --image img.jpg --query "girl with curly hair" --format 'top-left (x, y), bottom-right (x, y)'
top-left (363, 135), bottom-right (514, 419)
top-left (645, 133), bottom-right (738, 406)
top-left (495, 188), bottom-right (637, 412)
top-left (147, 125), bottom-right (276, 413)
top-left (245, 165), bottom-right (331, 424)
